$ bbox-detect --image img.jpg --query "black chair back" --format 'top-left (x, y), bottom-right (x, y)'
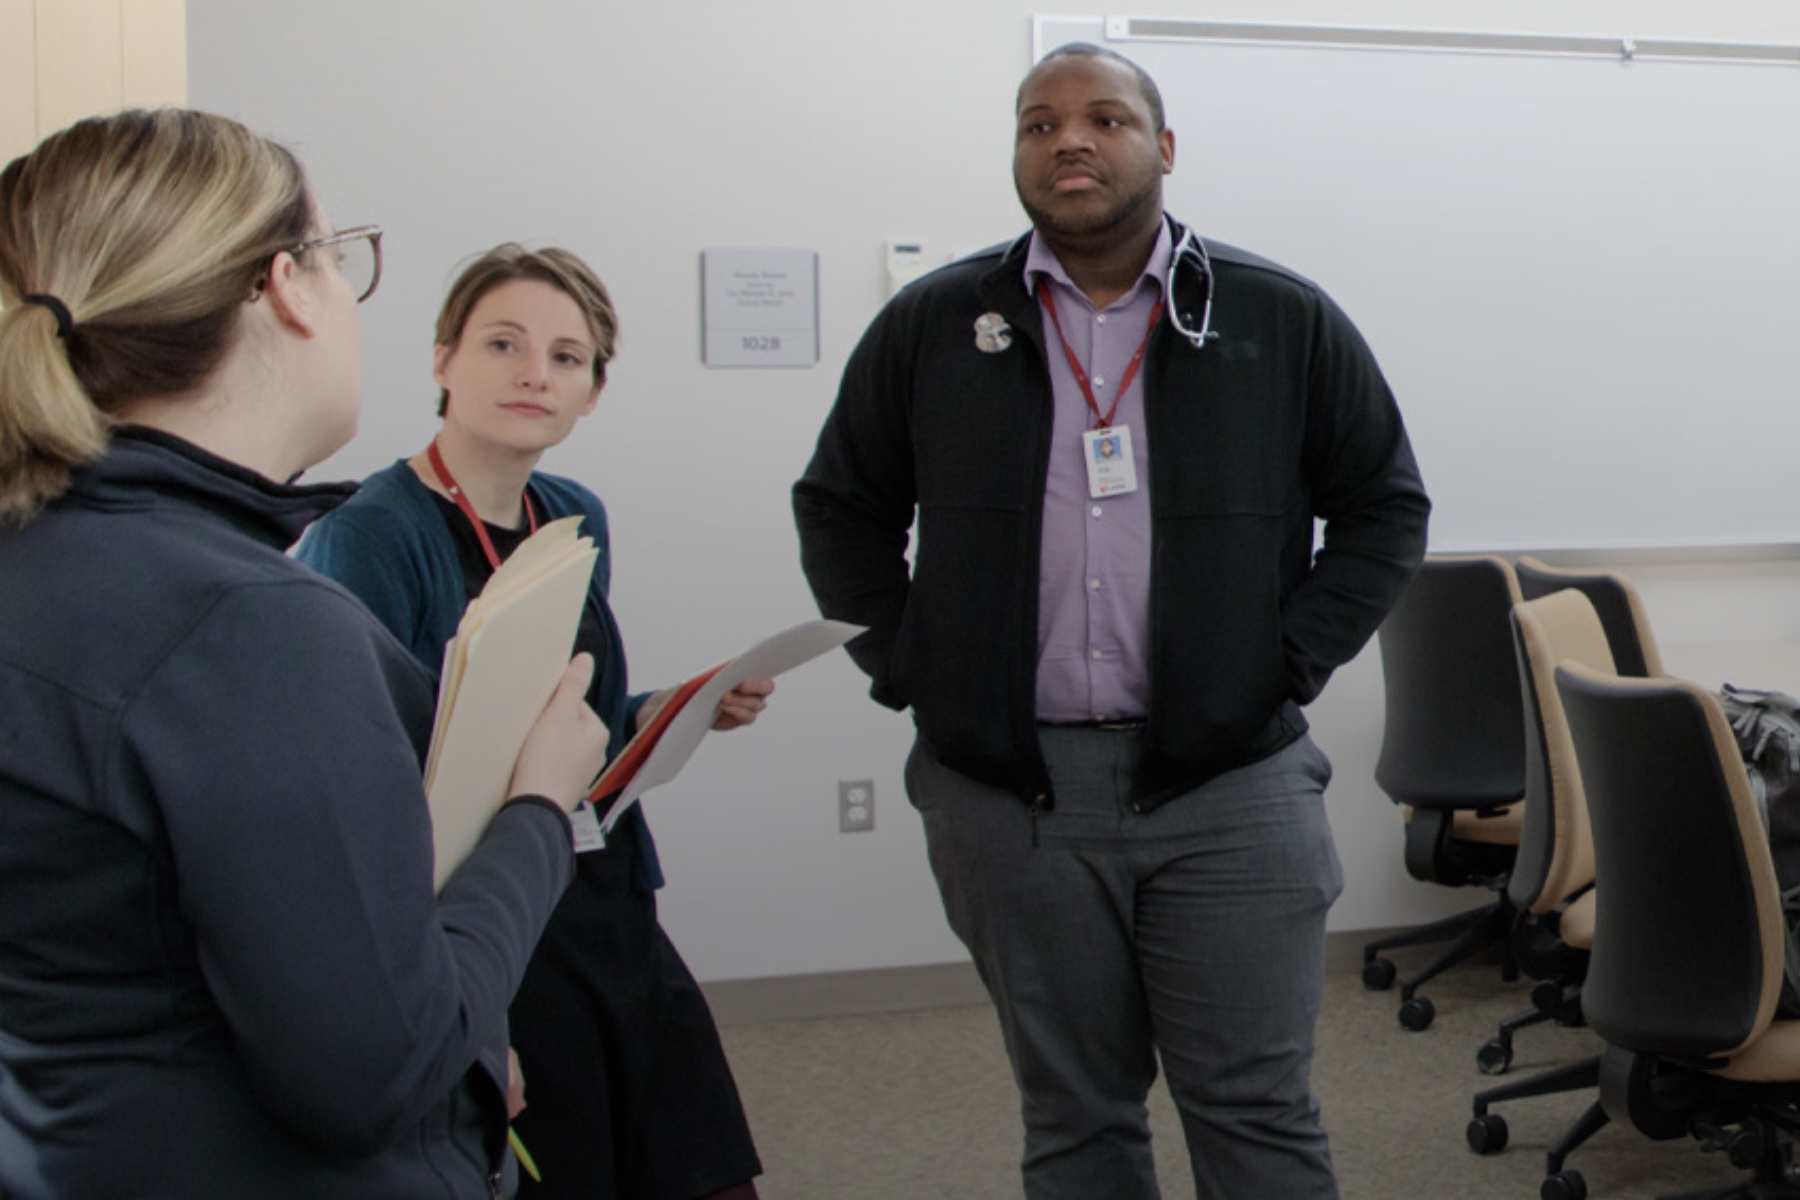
top-left (1555, 663), bottom-right (1780, 1060)
top-left (1376, 555), bottom-right (1525, 812)
top-left (1516, 556), bottom-right (1662, 679)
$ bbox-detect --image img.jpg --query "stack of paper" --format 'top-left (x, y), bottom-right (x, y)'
top-left (423, 515), bottom-right (596, 889)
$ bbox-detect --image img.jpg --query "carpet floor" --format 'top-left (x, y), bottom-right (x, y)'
top-left (721, 956), bottom-right (1748, 1199)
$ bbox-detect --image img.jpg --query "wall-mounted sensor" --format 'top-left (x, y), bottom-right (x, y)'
top-left (885, 241), bottom-right (934, 299)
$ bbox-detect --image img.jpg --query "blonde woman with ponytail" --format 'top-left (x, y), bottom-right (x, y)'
top-left (0, 110), bottom-right (607, 1200)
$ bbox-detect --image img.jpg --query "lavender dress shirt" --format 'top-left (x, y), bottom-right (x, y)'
top-left (1026, 220), bottom-right (1174, 723)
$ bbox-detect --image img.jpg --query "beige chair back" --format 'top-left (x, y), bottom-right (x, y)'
top-left (1509, 589), bottom-right (1613, 916)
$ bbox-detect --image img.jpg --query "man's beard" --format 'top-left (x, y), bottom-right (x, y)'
top-left (1017, 170), bottom-right (1163, 247)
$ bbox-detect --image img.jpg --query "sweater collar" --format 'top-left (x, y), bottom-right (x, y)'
top-left (980, 215), bottom-right (1196, 316)
top-left (64, 426), bottom-right (359, 551)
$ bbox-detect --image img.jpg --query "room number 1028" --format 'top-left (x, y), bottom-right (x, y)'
top-left (741, 335), bottom-right (782, 351)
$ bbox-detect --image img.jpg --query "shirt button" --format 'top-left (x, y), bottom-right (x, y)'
top-left (1093, 375), bottom-right (1107, 388)
top-left (1091, 507), bottom-right (1103, 518)
top-left (1090, 649), bottom-right (1103, 660)
top-left (1096, 313), bottom-right (1108, 325)
top-left (1088, 578), bottom-right (1102, 590)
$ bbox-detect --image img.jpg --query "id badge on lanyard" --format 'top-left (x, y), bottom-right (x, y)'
top-left (1082, 426), bottom-right (1139, 498)
top-left (1040, 287), bottom-right (1156, 502)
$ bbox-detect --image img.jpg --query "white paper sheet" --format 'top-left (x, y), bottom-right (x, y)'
top-left (599, 618), bottom-right (862, 832)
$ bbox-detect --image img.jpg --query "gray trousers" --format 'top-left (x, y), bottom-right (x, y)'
top-left (905, 728), bottom-right (1343, 1200)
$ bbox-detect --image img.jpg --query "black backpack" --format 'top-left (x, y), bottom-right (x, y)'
top-left (1717, 684), bottom-right (1800, 1016)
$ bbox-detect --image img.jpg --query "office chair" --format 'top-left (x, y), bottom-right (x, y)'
top-left (1516, 555), bottom-right (1665, 679)
top-left (1363, 554), bottom-right (1527, 1031)
top-left (1555, 662), bottom-right (1800, 1200)
top-left (1475, 558), bottom-right (1664, 1074)
top-left (1466, 590), bottom-right (1615, 1192)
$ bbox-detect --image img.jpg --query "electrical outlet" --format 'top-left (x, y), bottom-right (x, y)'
top-left (838, 780), bottom-right (875, 832)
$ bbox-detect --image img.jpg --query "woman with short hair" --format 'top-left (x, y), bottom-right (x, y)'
top-left (298, 243), bottom-right (768, 1200)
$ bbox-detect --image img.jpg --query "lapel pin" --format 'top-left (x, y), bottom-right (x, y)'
top-left (974, 312), bottom-right (1012, 354)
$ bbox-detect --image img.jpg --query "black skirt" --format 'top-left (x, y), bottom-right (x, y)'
top-left (508, 819), bottom-right (761, 1200)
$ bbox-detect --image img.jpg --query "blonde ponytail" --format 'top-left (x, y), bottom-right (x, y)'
top-left (0, 109), bottom-right (312, 523)
top-left (0, 298), bottom-right (104, 523)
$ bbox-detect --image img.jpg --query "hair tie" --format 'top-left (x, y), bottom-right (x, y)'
top-left (22, 293), bottom-right (74, 339)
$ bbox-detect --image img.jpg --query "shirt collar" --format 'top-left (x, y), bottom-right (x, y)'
top-left (1023, 215), bottom-right (1174, 309)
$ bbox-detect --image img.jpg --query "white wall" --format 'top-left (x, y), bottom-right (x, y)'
top-left (187, 0), bottom-right (1800, 983)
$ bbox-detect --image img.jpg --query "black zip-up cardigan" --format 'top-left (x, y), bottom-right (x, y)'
top-left (794, 218), bottom-right (1430, 812)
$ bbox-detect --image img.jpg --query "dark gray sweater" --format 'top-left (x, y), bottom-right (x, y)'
top-left (0, 427), bottom-right (572, 1199)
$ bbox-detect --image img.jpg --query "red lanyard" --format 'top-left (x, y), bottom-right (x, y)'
top-left (426, 439), bottom-right (537, 571)
top-left (1038, 287), bottom-right (1163, 431)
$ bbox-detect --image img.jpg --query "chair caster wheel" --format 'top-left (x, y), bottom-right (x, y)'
top-left (1399, 995), bottom-right (1435, 1031)
top-left (1541, 1170), bottom-right (1587, 1200)
top-left (1363, 957), bottom-right (1397, 991)
top-left (1728, 1128), bottom-right (1764, 1170)
top-left (1477, 1037), bottom-right (1512, 1075)
top-left (1467, 1113), bottom-right (1508, 1155)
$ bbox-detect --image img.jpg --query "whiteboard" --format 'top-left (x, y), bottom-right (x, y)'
top-left (1037, 16), bottom-right (1800, 552)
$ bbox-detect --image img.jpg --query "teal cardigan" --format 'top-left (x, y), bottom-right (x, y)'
top-left (297, 460), bottom-right (661, 889)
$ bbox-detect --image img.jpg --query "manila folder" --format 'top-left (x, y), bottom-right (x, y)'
top-left (423, 515), bottom-right (595, 889)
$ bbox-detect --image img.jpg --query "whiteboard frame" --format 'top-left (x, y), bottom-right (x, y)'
top-left (1036, 15), bottom-right (1800, 67)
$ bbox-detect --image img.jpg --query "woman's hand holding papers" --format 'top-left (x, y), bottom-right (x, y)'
top-left (509, 653), bottom-right (609, 812)
top-left (713, 677), bottom-right (775, 731)
top-left (636, 676), bottom-right (777, 736)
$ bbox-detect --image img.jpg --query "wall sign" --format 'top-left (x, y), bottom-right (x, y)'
top-left (700, 247), bottom-right (819, 368)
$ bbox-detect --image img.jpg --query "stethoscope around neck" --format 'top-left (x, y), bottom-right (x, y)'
top-left (1166, 227), bottom-right (1217, 351)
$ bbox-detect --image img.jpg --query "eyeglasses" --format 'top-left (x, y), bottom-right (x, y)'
top-left (291, 225), bottom-right (384, 303)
